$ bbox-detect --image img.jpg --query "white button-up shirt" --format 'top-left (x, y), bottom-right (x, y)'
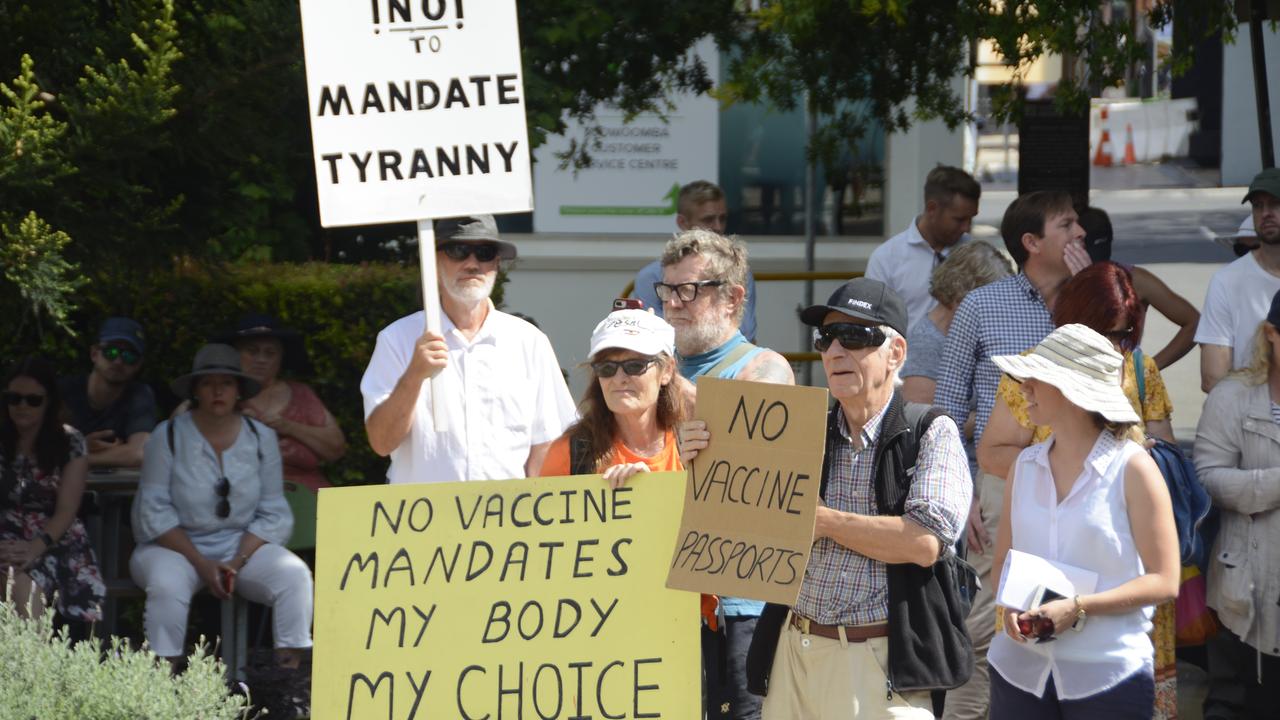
top-left (360, 304), bottom-right (577, 484)
top-left (990, 431), bottom-right (1154, 700)
top-left (864, 217), bottom-right (971, 332)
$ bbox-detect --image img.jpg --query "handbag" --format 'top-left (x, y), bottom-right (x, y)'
top-left (1174, 564), bottom-right (1219, 647)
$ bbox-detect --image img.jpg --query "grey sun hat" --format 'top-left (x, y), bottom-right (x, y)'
top-left (991, 324), bottom-right (1140, 424)
top-left (433, 214), bottom-right (517, 260)
top-left (171, 343), bottom-right (263, 400)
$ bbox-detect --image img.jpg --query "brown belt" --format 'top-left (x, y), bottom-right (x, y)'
top-left (788, 613), bottom-right (889, 642)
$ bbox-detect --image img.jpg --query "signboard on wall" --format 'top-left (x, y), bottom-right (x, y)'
top-left (298, 0), bottom-right (534, 227)
top-left (532, 39), bottom-right (720, 234)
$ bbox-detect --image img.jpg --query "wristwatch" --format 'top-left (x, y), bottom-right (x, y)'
top-left (38, 531), bottom-right (55, 549)
top-left (1072, 595), bottom-right (1087, 626)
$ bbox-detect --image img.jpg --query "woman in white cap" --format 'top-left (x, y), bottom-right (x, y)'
top-left (988, 324), bottom-right (1179, 719)
top-left (539, 309), bottom-right (684, 487)
top-left (131, 344), bottom-right (313, 675)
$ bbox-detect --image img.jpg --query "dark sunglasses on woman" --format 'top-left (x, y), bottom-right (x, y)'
top-left (438, 242), bottom-right (500, 262)
top-left (592, 358), bottom-right (658, 378)
top-left (813, 323), bottom-right (887, 352)
top-left (4, 392), bottom-right (46, 408)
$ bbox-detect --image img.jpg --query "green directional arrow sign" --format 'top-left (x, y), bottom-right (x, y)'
top-left (559, 182), bottom-right (681, 216)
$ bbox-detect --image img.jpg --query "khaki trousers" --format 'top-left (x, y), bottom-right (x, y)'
top-left (762, 615), bottom-right (933, 720)
top-left (941, 472), bottom-right (1005, 720)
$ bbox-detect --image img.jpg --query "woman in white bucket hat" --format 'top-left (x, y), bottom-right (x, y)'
top-left (987, 324), bottom-right (1180, 719)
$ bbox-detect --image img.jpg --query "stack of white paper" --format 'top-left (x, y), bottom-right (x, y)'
top-left (996, 549), bottom-right (1099, 612)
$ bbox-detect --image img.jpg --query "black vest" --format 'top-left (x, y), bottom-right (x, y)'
top-left (746, 392), bottom-right (975, 695)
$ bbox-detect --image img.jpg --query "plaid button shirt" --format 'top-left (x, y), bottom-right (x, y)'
top-left (794, 399), bottom-right (972, 626)
top-left (936, 273), bottom-right (1055, 441)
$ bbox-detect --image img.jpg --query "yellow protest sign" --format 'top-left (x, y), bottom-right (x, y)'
top-left (666, 377), bottom-right (828, 605)
top-left (312, 473), bottom-right (699, 720)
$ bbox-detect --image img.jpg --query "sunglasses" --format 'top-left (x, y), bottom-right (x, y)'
top-left (813, 323), bottom-right (887, 352)
top-left (438, 242), bottom-right (500, 262)
top-left (592, 358), bottom-right (658, 378)
top-left (101, 346), bottom-right (141, 365)
top-left (216, 477), bottom-right (231, 518)
top-left (4, 392), bottom-right (46, 408)
top-left (653, 280), bottom-right (725, 303)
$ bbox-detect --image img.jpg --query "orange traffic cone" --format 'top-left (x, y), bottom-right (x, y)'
top-left (1093, 106), bottom-right (1114, 167)
top-left (1123, 123), bottom-right (1137, 165)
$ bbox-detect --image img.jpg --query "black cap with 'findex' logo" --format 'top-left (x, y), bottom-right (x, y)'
top-left (800, 277), bottom-right (909, 336)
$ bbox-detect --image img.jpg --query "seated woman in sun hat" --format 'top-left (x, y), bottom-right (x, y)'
top-left (538, 309), bottom-right (684, 487)
top-left (131, 344), bottom-right (312, 672)
top-left (987, 324), bottom-right (1180, 719)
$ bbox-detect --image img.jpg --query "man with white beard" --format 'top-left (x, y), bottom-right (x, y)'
top-left (361, 215), bottom-right (576, 484)
top-left (657, 227), bottom-right (793, 720)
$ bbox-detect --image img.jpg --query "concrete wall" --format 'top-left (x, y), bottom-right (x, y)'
top-left (1222, 21), bottom-right (1280, 185)
top-left (883, 79), bottom-right (968, 239)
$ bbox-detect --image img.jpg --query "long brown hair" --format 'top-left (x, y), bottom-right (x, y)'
top-left (566, 353), bottom-right (685, 472)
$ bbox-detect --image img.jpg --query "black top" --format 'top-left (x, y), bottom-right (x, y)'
top-left (58, 374), bottom-right (157, 440)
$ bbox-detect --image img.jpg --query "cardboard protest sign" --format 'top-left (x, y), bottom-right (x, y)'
top-left (313, 474), bottom-right (699, 720)
top-left (666, 377), bottom-right (828, 605)
top-left (298, 0), bottom-right (533, 227)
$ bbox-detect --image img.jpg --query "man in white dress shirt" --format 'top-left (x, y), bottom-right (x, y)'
top-left (361, 215), bottom-right (577, 484)
top-left (865, 166), bottom-right (981, 332)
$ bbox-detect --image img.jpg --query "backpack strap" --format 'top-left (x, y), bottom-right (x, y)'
top-left (702, 341), bottom-right (758, 379)
top-left (1133, 348), bottom-right (1146, 412)
top-left (569, 431), bottom-right (594, 475)
top-left (883, 402), bottom-right (944, 515)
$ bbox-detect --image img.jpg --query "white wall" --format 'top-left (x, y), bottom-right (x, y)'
top-left (1222, 21), bottom-right (1280, 186)
top-left (883, 77), bottom-right (968, 238)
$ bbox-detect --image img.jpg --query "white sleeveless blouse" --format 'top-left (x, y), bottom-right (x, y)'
top-left (989, 431), bottom-right (1154, 700)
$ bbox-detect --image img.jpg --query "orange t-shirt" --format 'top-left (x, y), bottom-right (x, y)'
top-left (538, 429), bottom-right (683, 477)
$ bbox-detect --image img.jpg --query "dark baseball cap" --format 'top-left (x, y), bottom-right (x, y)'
top-left (800, 277), bottom-right (908, 336)
top-left (98, 317), bottom-right (145, 354)
top-left (1243, 168), bottom-right (1280, 204)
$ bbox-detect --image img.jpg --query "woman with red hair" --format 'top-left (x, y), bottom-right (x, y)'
top-left (978, 261), bottom-right (1178, 719)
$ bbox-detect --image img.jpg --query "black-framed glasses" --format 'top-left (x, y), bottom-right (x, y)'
top-left (3, 392), bottom-right (45, 408)
top-left (215, 477), bottom-right (231, 518)
top-left (592, 358), bottom-right (658, 378)
top-left (653, 280), bottom-right (725, 303)
top-left (102, 346), bottom-right (141, 365)
top-left (813, 323), bottom-right (887, 352)
top-left (438, 242), bottom-right (500, 262)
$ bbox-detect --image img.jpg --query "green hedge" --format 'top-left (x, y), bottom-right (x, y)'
top-left (9, 261), bottom-right (471, 486)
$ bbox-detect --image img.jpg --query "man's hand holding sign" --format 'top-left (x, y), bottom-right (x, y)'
top-left (667, 377), bottom-right (827, 605)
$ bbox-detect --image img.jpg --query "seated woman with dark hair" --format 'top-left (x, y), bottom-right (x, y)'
top-left (538, 309), bottom-right (684, 485)
top-left (0, 356), bottom-right (105, 621)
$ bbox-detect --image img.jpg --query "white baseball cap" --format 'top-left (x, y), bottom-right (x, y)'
top-left (588, 310), bottom-right (675, 359)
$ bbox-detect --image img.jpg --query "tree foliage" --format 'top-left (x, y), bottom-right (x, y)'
top-left (721, 0), bottom-right (1239, 167)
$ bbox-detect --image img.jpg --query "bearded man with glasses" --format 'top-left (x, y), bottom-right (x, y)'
top-left (58, 316), bottom-right (157, 469)
top-left (658, 227), bottom-right (793, 720)
top-left (361, 214), bottom-right (576, 485)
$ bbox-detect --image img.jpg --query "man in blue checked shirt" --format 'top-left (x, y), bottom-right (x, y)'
top-left (934, 191), bottom-right (1088, 720)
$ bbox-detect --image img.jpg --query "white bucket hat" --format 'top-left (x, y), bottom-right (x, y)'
top-left (991, 324), bottom-right (1139, 424)
top-left (588, 310), bottom-right (675, 359)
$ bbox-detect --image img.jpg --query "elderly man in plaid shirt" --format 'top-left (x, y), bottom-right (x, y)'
top-left (684, 277), bottom-right (971, 718)
top-left (934, 190), bottom-right (1088, 720)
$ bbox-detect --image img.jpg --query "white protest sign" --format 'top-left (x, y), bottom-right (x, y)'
top-left (298, 0), bottom-right (533, 227)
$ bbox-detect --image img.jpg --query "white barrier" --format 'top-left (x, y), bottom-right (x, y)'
top-left (1089, 98), bottom-right (1198, 164)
